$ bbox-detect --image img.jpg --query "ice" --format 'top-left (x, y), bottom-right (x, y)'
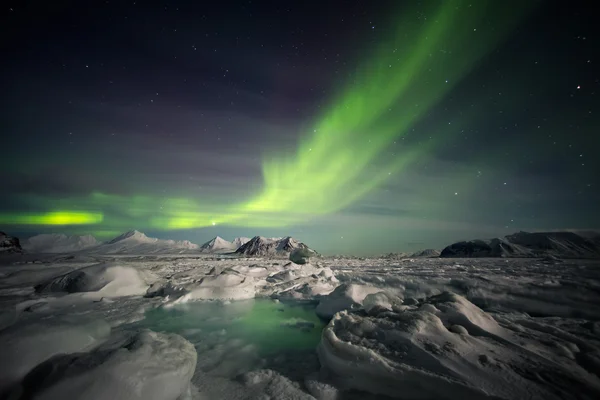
top-left (315, 283), bottom-right (384, 318)
top-left (2, 250), bottom-right (600, 398)
top-left (34, 262), bottom-right (153, 298)
top-left (317, 292), bottom-right (600, 399)
top-left (14, 330), bottom-right (197, 400)
top-left (362, 291), bottom-right (402, 314)
top-left (0, 315), bottom-right (110, 394)
top-left (177, 272), bottom-right (256, 301)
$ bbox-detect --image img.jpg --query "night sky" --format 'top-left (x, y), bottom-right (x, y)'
top-left (1, 0), bottom-right (598, 255)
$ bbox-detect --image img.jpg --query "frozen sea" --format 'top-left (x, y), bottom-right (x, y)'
top-left (1, 253), bottom-right (600, 399)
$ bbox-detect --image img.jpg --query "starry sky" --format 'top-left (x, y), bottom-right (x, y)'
top-left (1, 0), bottom-right (598, 255)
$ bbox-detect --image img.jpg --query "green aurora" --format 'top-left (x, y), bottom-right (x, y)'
top-left (0, 1), bottom-right (533, 236)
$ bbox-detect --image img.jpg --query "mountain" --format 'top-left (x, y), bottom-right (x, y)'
top-left (0, 231), bottom-right (22, 253)
top-left (93, 230), bottom-right (200, 254)
top-left (379, 252), bottom-right (409, 259)
top-left (410, 249), bottom-right (441, 258)
top-left (22, 233), bottom-right (100, 253)
top-left (200, 236), bottom-right (236, 252)
top-left (235, 236), bottom-right (314, 257)
top-left (232, 237), bottom-right (250, 248)
top-left (440, 231), bottom-right (600, 259)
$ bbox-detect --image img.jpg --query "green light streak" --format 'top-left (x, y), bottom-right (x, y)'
top-left (5, 1), bottom-right (533, 233)
top-left (0, 211), bottom-right (103, 225)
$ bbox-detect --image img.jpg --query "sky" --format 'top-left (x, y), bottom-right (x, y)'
top-left (1, 0), bottom-right (599, 255)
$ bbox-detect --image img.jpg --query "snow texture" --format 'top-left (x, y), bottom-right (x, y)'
top-left (14, 330), bottom-right (197, 400)
top-left (2, 234), bottom-right (600, 399)
top-left (35, 262), bottom-right (153, 298)
top-left (0, 315), bottom-right (110, 394)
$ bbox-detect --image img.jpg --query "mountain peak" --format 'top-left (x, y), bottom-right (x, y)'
top-left (236, 235), bottom-right (314, 257)
top-left (201, 236), bottom-right (235, 251)
top-left (106, 230), bottom-right (149, 244)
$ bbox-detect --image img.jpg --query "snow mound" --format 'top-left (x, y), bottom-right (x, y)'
top-left (316, 284), bottom-right (383, 318)
top-left (363, 291), bottom-right (403, 315)
top-left (35, 262), bottom-right (152, 298)
top-left (177, 272), bottom-right (255, 301)
top-left (93, 230), bottom-right (200, 254)
top-left (0, 231), bottom-right (22, 253)
top-left (22, 233), bottom-right (100, 253)
top-left (0, 315), bottom-right (110, 394)
top-left (317, 292), bottom-right (600, 399)
top-left (236, 236), bottom-right (315, 257)
top-left (15, 330), bottom-right (197, 400)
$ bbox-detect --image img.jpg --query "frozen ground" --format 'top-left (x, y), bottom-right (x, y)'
top-left (1, 253), bottom-right (600, 399)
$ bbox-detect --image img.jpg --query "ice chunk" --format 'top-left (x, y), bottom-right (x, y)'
top-left (316, 283), bottom-right (382, 318)
top-left (363, 291), bottom-right (402, 314)
top-left (0, 316), bottom-right (110, 393)
top-left (15, 330), bottom-right (197, 400)
top-left (35, 262), bottom-right (152, 298)
top-left (317, 292), bottom-right (600, 399)
top-left (178, 272), bottom-right (255, 301)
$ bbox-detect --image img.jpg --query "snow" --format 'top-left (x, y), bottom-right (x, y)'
top-left (2, 249), bottom-right (600, 399)
top-left (362, 291), bottom-right (402, 314)
top-left (93, 230), bottom-right (200, 254)
top-left (13, 330), bottom-right (197, 400)
top-left (232, 237), bottom-right (251, 248)
top-left (441, 231), bottom-right (600, 259)
top-left (200, 236), bottom-right (237, 252)
top-left (177, 273), bottom-right (256, 301)
top-left (317, 292), bottom-right (600, 399)
top-left (315, 283), bottom-right (383, 318)
top-left (0, 315), bottom-right (110, 394)
top-left (35, 262), bottom-right (153, 298)
top-left (22, 233), bottom-right (100, 253)
top-left (236, 236), bottom-right (314, 257)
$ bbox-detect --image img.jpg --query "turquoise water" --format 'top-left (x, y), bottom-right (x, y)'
top-left (135, 299), bottom-right (325, 355)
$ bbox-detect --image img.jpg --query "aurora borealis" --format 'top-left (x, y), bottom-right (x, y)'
top-left (2, 0), bottom-right (599, 254)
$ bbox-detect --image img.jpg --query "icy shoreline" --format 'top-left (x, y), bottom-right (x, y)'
top-left (1, 255), bottom-right (600, 399)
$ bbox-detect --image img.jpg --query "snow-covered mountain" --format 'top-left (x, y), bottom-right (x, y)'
top-left (440, 231), bottom-right (600, 259)
top-left (0, 231), bottom-right (22, 253)
top-left (200, 236), bottom-right (236, 253)
top-left (235, 236), bottom-right (314, 257)
top-left (232, 237), bottom-right (250, 248)
top-left (409, 249), bottom-right (441, 258)
top-left (22, 233), bottom-right (100, 253)
top-left (93, 230), bottom-right (200, 254)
